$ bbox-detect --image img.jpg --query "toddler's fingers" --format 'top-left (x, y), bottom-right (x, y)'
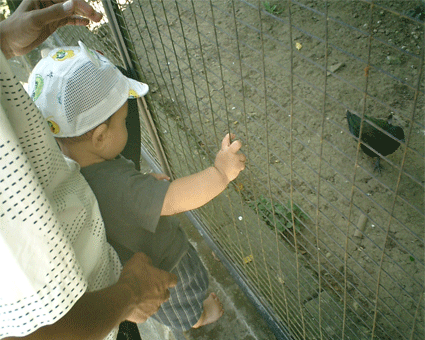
top-left (229, 139), bottom-right (242, 153)
top-left (221, 133), bottom-right (236, 149)
top-left (150, 173), bottom-right (170, 181)
top-left (221, 133), bottom-right (231, 149)
top-left (239, 154), bottom-right (246, 170)
top-left (239, 153), bottom-right (246, 164)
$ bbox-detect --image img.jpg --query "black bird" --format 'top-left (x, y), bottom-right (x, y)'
top-left (406, 4), bottom-right (425, 22)
top-left (346, 110), bottom-right (405, 173)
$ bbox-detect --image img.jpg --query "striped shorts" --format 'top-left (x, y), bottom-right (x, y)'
top-left (151, 244), bottom-right (209, 331)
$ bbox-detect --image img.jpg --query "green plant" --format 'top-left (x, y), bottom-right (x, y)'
top-left (250, 195), bottom-right (308, 234)
top-left (263, 1), bottom-right (283, 15)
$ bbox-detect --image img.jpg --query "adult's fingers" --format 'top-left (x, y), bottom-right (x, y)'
top-left (127, 252), bottom-right (177, 288)
top-left (53, 16), bottom-right (90, 30)
top-left (166, 272), bottom-right (178, 288)
top-left (29, 0), bottom-right (102, 26)
top-left (132, 251), bottom-right (153, 265)
top-left (67, 0), bottom-right (103, 22)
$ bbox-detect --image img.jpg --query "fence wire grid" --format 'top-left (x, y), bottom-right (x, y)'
top-left (13, 0), bottom-right (425, 339)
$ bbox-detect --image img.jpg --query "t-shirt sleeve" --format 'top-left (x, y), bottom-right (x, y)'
top-left (121, 170), bottom-right (170, 233)
top-left (82, 158), bottom-right (170, 234)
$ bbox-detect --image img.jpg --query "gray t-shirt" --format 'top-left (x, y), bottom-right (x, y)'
top-left (81, 156), bottom-right (189, 271)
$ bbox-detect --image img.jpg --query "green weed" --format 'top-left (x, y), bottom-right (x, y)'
top-left (263, 1), bottom-right (283, 15)
top-left (250, 195), bottom-right (308, 234)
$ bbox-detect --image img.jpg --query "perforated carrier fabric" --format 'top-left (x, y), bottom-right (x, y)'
top-left (0, 52), bottom-right (121, 339)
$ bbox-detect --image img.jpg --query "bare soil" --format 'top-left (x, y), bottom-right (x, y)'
top-left (119, 1), bottom-right (425, 339)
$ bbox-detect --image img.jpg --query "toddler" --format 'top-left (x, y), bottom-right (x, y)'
top-left (28, 41), bottom-right (246, 330)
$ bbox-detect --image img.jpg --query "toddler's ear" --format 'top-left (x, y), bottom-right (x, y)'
top-left (91, 124), bottom-right (108, 150)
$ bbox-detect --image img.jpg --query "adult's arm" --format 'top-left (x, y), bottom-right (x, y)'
top-left (0, 0), bottom-right (102, 60)
top-left (3, 252), bottom-right (178, 340)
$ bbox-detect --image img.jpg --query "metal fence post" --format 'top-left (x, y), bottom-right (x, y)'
top-left (101, 0), bottom-right (173, 178)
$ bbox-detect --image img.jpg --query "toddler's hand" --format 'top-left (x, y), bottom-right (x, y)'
top-left (149, 173), bottom-right (170, 181)
top-left (214, 133), bottom-right (246, 183)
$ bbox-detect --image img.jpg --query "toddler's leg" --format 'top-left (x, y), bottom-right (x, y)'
top-left (152, 244), bottom-right (211, 331)
top-left (192, 292), bottom-right (224, 328)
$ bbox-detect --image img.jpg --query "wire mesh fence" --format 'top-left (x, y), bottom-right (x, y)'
top-left (12, 0), bottom-right (424, 339)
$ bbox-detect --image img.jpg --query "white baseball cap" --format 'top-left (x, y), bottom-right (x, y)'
top-left (27, 41), bottom-right (149, 137)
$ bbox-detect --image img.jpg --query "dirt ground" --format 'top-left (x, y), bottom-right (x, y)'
top-left (117, 1), bottom-right (425, 339)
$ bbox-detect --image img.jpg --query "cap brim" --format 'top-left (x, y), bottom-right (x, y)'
top-left (127, 78), bottom-right (149, 99)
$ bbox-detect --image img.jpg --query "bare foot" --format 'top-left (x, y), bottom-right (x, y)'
top-left (192, 292), bottom-right (224, 328)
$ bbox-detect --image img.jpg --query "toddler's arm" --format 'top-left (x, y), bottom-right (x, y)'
top-left (161, 133), bottom-right (246, 216)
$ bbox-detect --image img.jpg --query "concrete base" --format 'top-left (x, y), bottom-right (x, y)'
top-left (137, 318), bottom-right (176, 340)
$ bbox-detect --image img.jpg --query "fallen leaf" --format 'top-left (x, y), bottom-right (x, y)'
top-left (211, 251), bottom-right (221, 262)
top-left (327, 62), bottom-right (345, 76)
top-left (243, 254), bottom-right (254, 264)
top-left (277, 275), bottom-right (285, 284)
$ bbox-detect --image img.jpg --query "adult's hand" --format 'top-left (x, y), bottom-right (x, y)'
top-left (0, 0), bottom-right (103, 59)
top-left (1, 252), bottom-right (177, 340)
top-left (119, 252), bottom-right (178, 323)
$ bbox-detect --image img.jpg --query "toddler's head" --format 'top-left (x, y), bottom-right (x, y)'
top-left (28, 41), bottom-right (148, 139)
